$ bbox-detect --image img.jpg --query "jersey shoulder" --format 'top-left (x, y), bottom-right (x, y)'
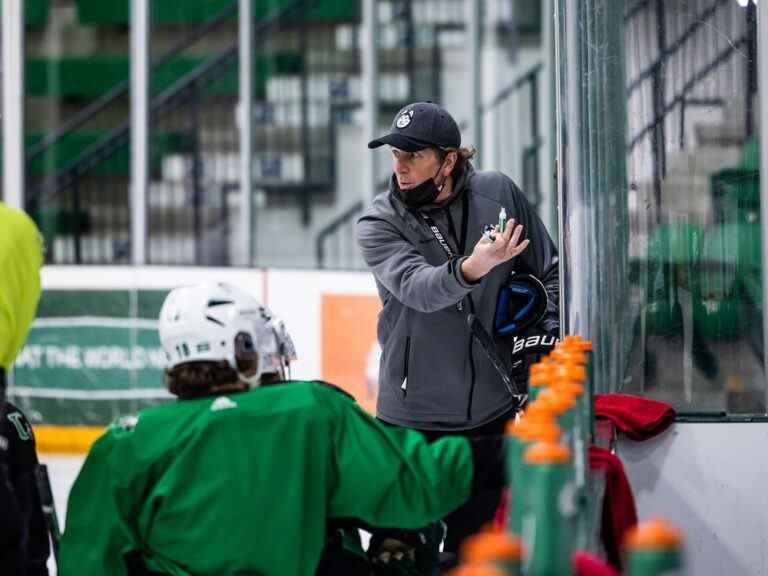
top-left (1, 402), bottom-right (35, 444)
top-left (263, 379), bottom-right (356, 403)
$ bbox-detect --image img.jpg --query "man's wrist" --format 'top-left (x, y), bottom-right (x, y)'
top-left (460, 256), bottom-right (487, 283)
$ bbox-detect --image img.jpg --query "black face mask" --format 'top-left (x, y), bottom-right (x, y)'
top-left (396, 159), bottom-right (448, 208)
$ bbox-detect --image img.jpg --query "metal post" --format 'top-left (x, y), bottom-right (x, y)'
top-left (130, 0), bottom-right (150, 265)
top-left (746, 2), bottom-right (757, 138)
top-left (191, 93), bottom-right (203, 265)
top-left (362, 0), bottom-right (379, 202)
top-left (560, 0), bottom-right (588, 342)
top-left (542, 0), bottom-right (556, 233)
top-left (72, 181), bottom-right (82, 264)
top-left (402, 0), bottom-right (415, 101)
top-left (651, 0), bottom-right (666, 222)
top-left (554, 0), bottom-right (566, 338)
top-left (466, 0), bottom-right (482, 165)
top-left (238, 0), bottom-right (254, 266)
top-left (757, 1), bottom-right (768, 406)
top-left (299, 4), bottom-right (312, 226)
top-left (2, 0), bottom-right (25, 209)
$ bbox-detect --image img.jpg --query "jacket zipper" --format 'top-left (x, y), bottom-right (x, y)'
top-left (465, 295), bottom-right (477, 420)
top-left (402, 337), bottom-right (411, 397)
top-left (443, 205), bottom-right (477, 421)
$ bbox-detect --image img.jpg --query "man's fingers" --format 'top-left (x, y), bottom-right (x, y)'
top-left (509, 238), bottom-right (530, 256)
top-left (502, 218), bottom-right (516, 241)
top-left (508, 224), bottom-right (524, 247)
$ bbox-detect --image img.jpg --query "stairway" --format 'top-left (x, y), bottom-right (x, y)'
top-left (21, 0), bottom-right (453, 267)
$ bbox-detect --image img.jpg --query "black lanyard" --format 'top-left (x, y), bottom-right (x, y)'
top-left (417, 190), bottom-right (469, 259)
top-left (417, 191), bottom-right (471, 311)
top-left (418, 212), bottom-right (455, 258)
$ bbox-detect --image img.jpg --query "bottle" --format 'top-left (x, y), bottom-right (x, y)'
top-left (549, 364), bottom-right (588, 491)
top-left (448, 564), bottom-right (508, 576)
top-left (550, 374), bottom-right (589, 550)
top-left (499, 206), bottom-right (508, 233)
top-left (624, 518), bottom-right (685, 576)
top-left (560, 336), bottom-right (594, 440)
top-left (550, 348), bottom-right (588, 366)
top-left (461, 530), bottom-right (524, 575)
top-left (549, 362), bottom-right (587, 459)
top-left (523, 441), bottom-right (575, 576)
top-left (528, 364), bottom-right (553, 402)
top-left (530, 387), bottom-right (577, 447)
top-left (506, 416), bottom-right (562, 536)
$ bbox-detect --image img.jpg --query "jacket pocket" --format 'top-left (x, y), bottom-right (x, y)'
top-left (401, 337), bottom-right (411, 396)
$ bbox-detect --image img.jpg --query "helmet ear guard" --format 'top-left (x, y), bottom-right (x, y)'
top-left (234, 331), bottom-right (259, 377)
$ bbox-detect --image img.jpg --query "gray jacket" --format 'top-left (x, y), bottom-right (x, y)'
top-left (357, 165), bottom-right (559, 431)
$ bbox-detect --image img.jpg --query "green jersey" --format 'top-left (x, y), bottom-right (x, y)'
top-left (59, 381), bottom-right (474, 575)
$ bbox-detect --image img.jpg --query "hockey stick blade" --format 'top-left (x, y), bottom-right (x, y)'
top-left (467, 314), bottom-right (525, 399)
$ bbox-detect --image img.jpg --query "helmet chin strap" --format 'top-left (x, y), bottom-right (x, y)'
top-left (238, 371), bottom-right (262, 388)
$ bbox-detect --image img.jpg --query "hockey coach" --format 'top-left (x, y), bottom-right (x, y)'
top-left (357, 101), bottom-right (559, 552)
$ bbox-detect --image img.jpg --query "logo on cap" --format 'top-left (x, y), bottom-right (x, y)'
top-left (396, 109), bottom-right (414, 129)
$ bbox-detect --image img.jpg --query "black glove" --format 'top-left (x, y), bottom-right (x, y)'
top-left (369, 522), bottom-right (445, 576)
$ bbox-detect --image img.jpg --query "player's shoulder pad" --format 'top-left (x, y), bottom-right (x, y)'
top-left (310, 380), bottom-right (356, 402)
top-left (2, 402), bottom-right (35, 443)
top-left (111, 413), bottom-right (140, 433)
top-left (263, 379), bottom-right (356, 402)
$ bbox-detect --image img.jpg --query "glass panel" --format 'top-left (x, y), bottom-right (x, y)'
top-left (558, 0), bottom-right (764, 415)
top-left (24, 0), bottom-right (132, 264)
top-left (250, 0), bottom-right (360, 269)
top-left (147, 0), bottom-right (240, 265)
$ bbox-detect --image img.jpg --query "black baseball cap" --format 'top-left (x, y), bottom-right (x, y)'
top-left (368, 102), bottom-right (461, 152)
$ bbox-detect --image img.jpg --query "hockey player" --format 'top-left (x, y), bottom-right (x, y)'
top-left (59, 282), bottom-right (505, 576)
top-left (0, 202), bottom-right (50, 575)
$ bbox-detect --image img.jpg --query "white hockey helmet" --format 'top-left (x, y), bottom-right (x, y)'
top-left (159, 282), bottom-right (263, 384)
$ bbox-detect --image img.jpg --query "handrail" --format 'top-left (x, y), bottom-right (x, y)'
top-left (456, 62), bottom-right (542, 134)
top-left (482, 62), bottom-right (543, 114)
top-left (626, 36), bottom-right (746, 152)
top-left (624, 0), bottom-right (652, 24)
top-left (316, 200), bottom-right (364, 268)
top-left (25, 1), bottom-right (239, 164)
top-left (29, 0), bottom-right (311, 204)
top-left (626, 0), bottom-right (733, 96)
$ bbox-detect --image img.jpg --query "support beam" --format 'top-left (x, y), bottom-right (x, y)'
top-left (757, 1), bottom-right (768, 405)
top-left (362, 0), bottom-right (379, 202)
top-left (239, 0), bottom-right (254, 265)
top-left (130, 0), bottom-right (150, 265)
top-left (559, 0), bottom-right (587, 342)
top-left (466, 0), bottom-right (482, 166)
top-left (2, 0), bottom-right (25, 209)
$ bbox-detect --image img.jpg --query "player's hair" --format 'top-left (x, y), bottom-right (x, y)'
top-left (259, 372), bottom-right (283, 386)
top-left (165, 360), bottom-right (243, 398)
top-left (164, 360), bottom-right (285, 397)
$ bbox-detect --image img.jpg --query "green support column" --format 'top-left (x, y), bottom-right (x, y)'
top-left (556, 0), bottom-right (629, 395)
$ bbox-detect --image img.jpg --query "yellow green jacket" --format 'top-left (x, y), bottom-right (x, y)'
top-left (0, 203), bottom-right (43, 371)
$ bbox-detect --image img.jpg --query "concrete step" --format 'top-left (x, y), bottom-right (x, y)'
top-left (664, 146), bottom-right (742, 179)
top-left (49, 231), bottom-right (232, 266)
